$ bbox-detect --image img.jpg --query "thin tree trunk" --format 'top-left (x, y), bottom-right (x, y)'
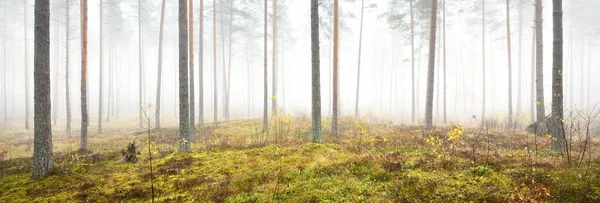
top-left (263, 0), bottom-right (268, 133)
top-left (199, 0), bottom-right (204, 125)
top-left (506, 0), bottom-right (514, 128)
top-left (98, 0), bottom-right (103, 133)
top-left (272, 0), bottom-right (278, 117)
top-left (550, 0), bottom-right (564, 151)
top-left (213, 0), bottom-right (217, 123)
top-left (517, 0), bottom-right (523, 116)
top-left (569, 27), bottom-right (573, 108)
top-left (424, 0), bottom-right (438, 131)
top-left (535, 0), bottom-right (545, 136)
top-left (80, 0), bottom-right (89, 151)
top-left (332, 0), bottom-right (339, 137)
top-left (410, 0), bottom-right (415, 123)
top-left (580, 33), bottom-right (584, 108)
top-left (220, 3), bottom-right (226, 120)
top-left (226, 0), bottom-right (233, 120)
top-left (530, 28), bottom-right (535, 124)
top-left (482, 0), bottom-right (486, 125)
top-left (107, 33), bottom-right (112, 122)
top-left (32, 0), bottom-right (53, 179)
top-left (155, 0), bottom-right (166, 129)
top-left (138, 0), bottom-right (143, 129)
top-left (53, 18), bottom-right (59, 126)
top-left (2, 7), bottom-right (6, 121)
top-left (311, 0), bottom-right (322, 143)
top-left (355, 0), bottom-right (364, 118)
top-left (65, 0), bottom-right (71, 136)
top-left (25, 0), bottom-right (30, 130)
top-left (178, 0), bottom-right (191, 152)
top-left (189, 0), bottom-right (195, 141)
top-left (443, 0), bottom-right (446, 124)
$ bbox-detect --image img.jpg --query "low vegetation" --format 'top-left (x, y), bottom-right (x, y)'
top-left (1, 117), bottom-right (599, 202)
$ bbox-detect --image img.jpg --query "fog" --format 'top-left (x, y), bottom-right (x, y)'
top-left (1, 0), bottom-right (599, 128)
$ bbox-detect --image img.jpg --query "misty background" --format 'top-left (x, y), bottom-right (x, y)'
top-left (1, 0), bottom-right (599, 128)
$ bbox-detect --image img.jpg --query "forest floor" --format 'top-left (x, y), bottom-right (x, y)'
top-left (1, 117), bottom-right (600, 202)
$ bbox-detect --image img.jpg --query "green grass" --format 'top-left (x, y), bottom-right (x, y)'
top-left (0, 118), bottom-right (599, 202)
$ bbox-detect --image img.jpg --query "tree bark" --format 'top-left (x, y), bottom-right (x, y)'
top-left (482, 0), bottom-right (486, 125)
top-left (155, 0), bottom-right (166, 129)
top-left (213, 0), bottom-right (217, 124)
top-left (332, 0), bottom-right (339, 137)
top-left (272, 0), bottom-right (278, 117)
top-left (32, 0), bottom-right (53, 179)
top-left (220, 2), bottom-right (226, 121)
top-left (262, 0), bottom-right (268, 133)
top-left (535, 0), bottom-right (545, 136)
top-left (425, 0), bottom-right (438, 131)
top-left (2, 6), bottom-right (6, 122)
top-left (355, 0), bottom-right (364, 118)
top-left (199, 0), bottom-right (204, 125)
top-left (65, 0), bottom-right (71, 136)
top-left (52, 17), bottom-right (59, 126)
top-left (25, 0), bottom-right (30, 130)
top-left (98, 0), bottom-right (103, 133)
top-left (517, 0), bottom-right (523, 116)
top-left (226, 0), bottom-right (233, 121)
top-left (138, 0), bottom-right (143, 129)
top-left (178, 0), bottom-right (191, 152)
top-left (550, 0), bottom-right (564, 152)
top-left (311, 0), bottom-right (322, 143)
top-left (410, 0), bottom-right (415, 124)
top-left (189, 0), bottom-right (195, 141)
top-left (80, 0), bottom-right (89, 152)
top-left (107, 33), bottom-right (112, 122)
top-left (530, 28), bottom-right (535, 124)
top-left (506, 0), bottom-right (514, 128)
top-left (443, 0), bottom-right (447, 124)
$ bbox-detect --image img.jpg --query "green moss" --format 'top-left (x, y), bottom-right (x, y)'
top-left (1, 119), bottom-right (599, 202)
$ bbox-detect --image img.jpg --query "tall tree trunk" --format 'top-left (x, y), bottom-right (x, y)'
top-left (579, 34), bottom-right (584, 108)
top-left (443, 0), bottom-right (446, 123)
top-left (262, 0), bottom-right (268, 133)
top-left (53, 18), bottom-right (59, 126)
top-left (410, 0), bottom-right (415, 123)
top-left (482, 0), bottom-right (486, 125)
top-left (534, 0), bottom-right (545, 136)
top-left (98, 0), bottom-right (103, 133)
top-left (138, 0), bottom-right (143, 129)
top-left (311, 0), bottom-right (322, 143)
top-left (506, 0), bottom-right (514, 128)
top-left (517, 0), bottom-right (523, 116)
top-left (2, 7), bottom-right (6, 121)
top-left (80, 0), bottom-right (89, 152)
top-left (189, 0), bottom-right (195, 141)
top-left (32, 0), bottom-right (52, 179)
top-left (226, 0), bottom-right (233, 121)
top-left (220, 3), bottom-right (226, 121)
top-left (65, 0), bottom-right (71, 136)
top-left (530, 28), bottom-right (535, 124)
top-left (25, 0), bottom-right (30, 130)
top-left (569, 27), bottom-right (573, 108)
top-left (272, 0), bottom-right (278, 117)
top-left (332, 0), bottom-right (339, 137)
top-left (550, 0), bottom-right (564, 152)
top-left (199, 0), bottom-right (204, 125)
top-left (424, 0), bottom-right (438, 131)
top-left (155, 0), bottom-right (166, 129)
top-left (355, 0), bottom-right (364, 118)
top-left (178, 0), bottom-right (191, 152)
top-left (213, 0), bottom-right (217, 123)
top-left (107, 33), bottom-right (112, 122)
